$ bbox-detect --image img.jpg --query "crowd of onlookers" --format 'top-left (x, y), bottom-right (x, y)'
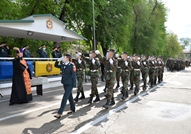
top-left (0, 42), bottom-right (62, 58)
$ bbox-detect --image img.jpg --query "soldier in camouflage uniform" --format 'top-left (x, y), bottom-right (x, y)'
top-left (72, 52), bottom-right (86, 102)
top-left (115, 53), bottom-right (121, 89)
top-left (153, 57), bottom-right (158, 85)
top-left (132, 54), bottom-right (141, 96)
top-left (129, 56), bottom-right (134, 90)
top-left (157, 57), bottom-right (164, 83)
top-left (148, 56), bottom-right (156, 87)
top-left (82, 51), bottom-right (100, 104)
top-left (119, 52), bottom-right (132, 100)
top-left (141, 55), bottom-right (149, 91)
top-left (97, 49), bottom-right (117, 109)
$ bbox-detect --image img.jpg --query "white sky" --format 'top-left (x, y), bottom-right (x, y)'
top-left (161, 0), bottom-right (191, 39)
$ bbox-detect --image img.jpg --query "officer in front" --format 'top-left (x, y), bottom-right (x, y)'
top-left (54, 54), bottom-right (76, 119)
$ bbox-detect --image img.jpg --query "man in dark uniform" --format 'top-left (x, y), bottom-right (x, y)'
top-left (23, 45), bottom-right (32, 58)
top-left (97, 49), bottom-right (117, 109)
top-left (36, 44), bottom-right (48, 58)
top-left (132, 54), bottom-right (141, 96)
top-left (73, 52), bottom-right (86, 102)
top-left (52, 47), bottom-right (59, 58)
top-left (82, 50), bottom-right (100, 104)
top-left (129, 55), bottom-right (134, 90)
top-left (141, 55), bottom-right (149, 91)
top-left (0, 42), bottom-right (10, 57)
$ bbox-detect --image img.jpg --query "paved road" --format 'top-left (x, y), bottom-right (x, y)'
top-left (0, 68), bottom-right (191, 134)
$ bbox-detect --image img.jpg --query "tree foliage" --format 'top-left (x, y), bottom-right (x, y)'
top-left (0, 0), bottom-right (183, 58)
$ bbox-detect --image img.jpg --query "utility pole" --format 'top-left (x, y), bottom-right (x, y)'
top-left (92, 0), bottom-right (96, 50)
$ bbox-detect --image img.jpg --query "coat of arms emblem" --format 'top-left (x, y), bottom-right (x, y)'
top-left (46, 63), bottom-right (52, 72)
top-left (46, 19), bottom-right (53, 30)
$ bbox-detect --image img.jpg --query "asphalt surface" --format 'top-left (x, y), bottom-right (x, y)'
top-left (0, 68), bottom-right (191, 134)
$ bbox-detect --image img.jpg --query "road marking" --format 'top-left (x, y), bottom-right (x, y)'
top-left (0, 71), bottom-right (179, 123)
top-left (71, 72), bottom-right (180, 134)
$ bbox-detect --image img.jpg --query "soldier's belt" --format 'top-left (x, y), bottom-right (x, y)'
top-left (107, 70), bottom-right (113, 72)
top-left (117, 67), bottom-right (121, 69)
top-left (77, 68), bottom-right (83, 71)
top-left (122, 69), bottom-right (129, 72)
top-left (155, 67), bottom-right (158, 68)
top-left (134, 69), bottom-right (140, 71)
top-left (91, 70), bottom-right (98, 72)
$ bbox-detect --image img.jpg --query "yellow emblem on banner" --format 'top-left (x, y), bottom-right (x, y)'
top-left (46, 63), bottom-right (52, 72)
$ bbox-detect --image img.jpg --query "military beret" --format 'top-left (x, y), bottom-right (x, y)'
top-left (122, 52), bottom-right (128, 55)
top-left (65, 53), bottom-right (71, 58)
top-left (108, 49), bottom-right (115, 53)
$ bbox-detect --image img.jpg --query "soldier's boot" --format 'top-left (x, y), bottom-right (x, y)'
top-left (122, 91), bottom-right (127, 100)
top-left (93, 94), bottom-right (100, 102)
top-left (115, 81), bottom-right (120, 89)
top-left (104, 94), bottom-right (108, 98)
top-left (103, 100), bottom-right (111, 109)
top-left (103, 87), bottom-right (107, 92)
top-left (126, 91), bottom-right (129, 98)
top-left (88, 95), bottom-right (94, 104)
top-left (74, 92), bottom-right (80, 102)
top-left (150, 81), bottom-right (153, 88)
top-left (110, 97), bottom-right (115, 106)
top-left (143, 83), bottom-right (146, 91)
top-left (130, 83), bottom-right (133, 90)
top-left (79, 91), bottom-right (85, 100)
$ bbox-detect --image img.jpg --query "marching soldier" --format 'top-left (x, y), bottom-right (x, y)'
top-left (115, 53), bottom-right (122, 89)
top-left (82, 51), bottom-right (100, 104)
top-left (153, 57), bottom-right (158, 85)
top-left (149, 56), bottom-right (156, 88)
top-left (129, 55), bottom-right (134, 90)
top-left (119, 52), bottom-right (132, 100)
top-left (132, 54), bottom-right (141, 96)
top-left (141, 55), bottom-right (149, 91)
top-left (97, 49), bottom-right (117, 109)
top-left (72, 52), bottom-right (86, 102)
top-left (157, 57), bottom-right (165, 83)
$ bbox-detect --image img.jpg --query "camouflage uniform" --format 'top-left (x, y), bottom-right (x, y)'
top-left (154, 59), bottom-right (158, 85)
top-left (129, 57), bottom-right (134, 90)
top-left (98, 53), bottom-right (117, 109)
top-left (72, 58), bottom-right (86, 102)
top-left (141, 59), bottom-right (149, 91)
top-left (82, 55), bottom-right (100, 103)
top-left (149, 59), bottom-right (156, 87)
top-left (157, 60), bottom-right (164, 83)
top-left (119, 58), bottom-right (132, 99)
top-left (115, 58), bottom-right (121, 89)
top-left (132, 59), bottom-right (141, 96)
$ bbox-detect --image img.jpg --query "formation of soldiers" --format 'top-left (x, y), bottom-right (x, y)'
top-left (166, 58), bottom-right (190, 72)
top-left (72, 49), bottom-right (165, 109)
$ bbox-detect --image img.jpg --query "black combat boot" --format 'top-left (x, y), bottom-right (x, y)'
top-left (103, 100), bottom-right (111, 109)
top-left (79, 91), bottom-right (85, 100)
top-left (110, 97), bottom-right (115, 106)
top-left (104, 94), bottom-right (108, 98)
top-left (143, 83), bottom-right (146, 91)
top-left (103, 87), bottom-right (107, 92)
top-left (121, 92), bottom-right (126, 100)
top-left (93, 94), bottom-right (100, 102)
top-left (130, 83), bottom-right (133, 90)
top-left (150, 81), bottom-right (153, 88)
top-left (88, 95), bottom-right (94, 104)
top-left (74, 92), bottom-right (80, 102)
top-left (115, 83), bottom-right (120, 89)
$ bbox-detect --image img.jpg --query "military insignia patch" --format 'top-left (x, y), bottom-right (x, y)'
top-left (46, 63), bottom-right (52, 72)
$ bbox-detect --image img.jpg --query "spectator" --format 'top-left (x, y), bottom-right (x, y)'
top-left (9, 47), bottom-right (33, 106)
top-left (56, 47), bottom-right (62, 58)
top-left (51, 47), bottom-right (59, 58)
top-left (23, 44), bottom-right (32, 58)
top-left (36, 44), bottom-right (48, 58)
top-left (0, 42), bottom-right (10, 57)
